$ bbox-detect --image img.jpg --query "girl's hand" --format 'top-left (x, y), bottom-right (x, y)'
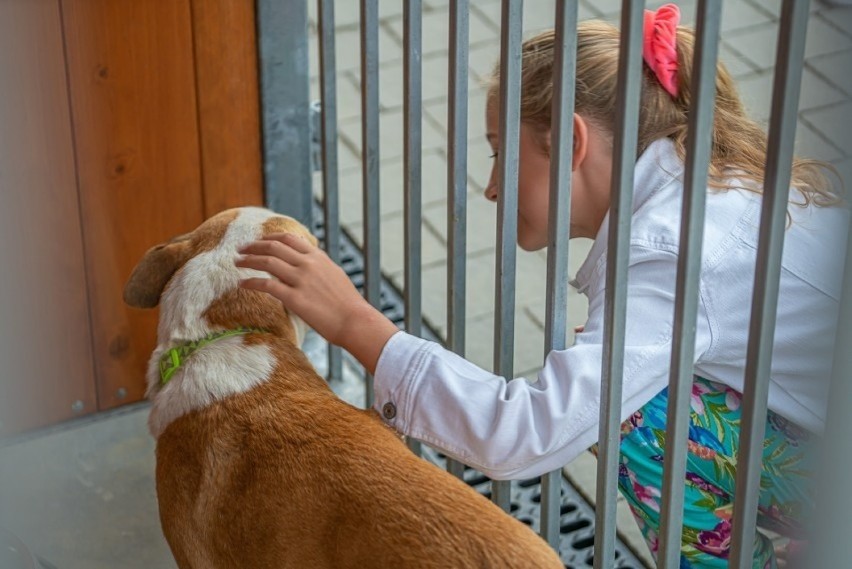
top-left (235, 234), bottom-right (398, 374)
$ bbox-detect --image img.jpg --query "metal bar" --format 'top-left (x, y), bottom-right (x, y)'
top-left (656, 2), bottom-right (721, 566)
top-left (657, 0), bottom-right (722, 567)
top-left (317, 0), bottom-right (343, 384)
top-left (491, 0), bottom-right (523, 513)
top-left (256, 0), bottom-right (312, 226)
top-left (540, 0), bottom-right (578, 549)
top-left (446, 0), bottom-right (470, 480)
top-left (539, 471), bottom-right (562, 549)
top-left (404, 0), bottom-right (424, 456)
top-left (730, 1), bottom-right (810, 566)
top-left (594, 2), bottom-right (644, 567)
top-left (360, 0), bottom-right (381, 407)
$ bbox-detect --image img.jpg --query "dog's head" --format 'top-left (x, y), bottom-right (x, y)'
top-left (124, 207), bottom-right (316, 346)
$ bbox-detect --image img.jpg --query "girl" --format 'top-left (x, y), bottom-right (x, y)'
top-left (236, 5), bottom-right (848, 567)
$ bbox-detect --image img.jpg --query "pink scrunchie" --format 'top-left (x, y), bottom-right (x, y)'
top-left (643, 3), bottom-right (680, 97)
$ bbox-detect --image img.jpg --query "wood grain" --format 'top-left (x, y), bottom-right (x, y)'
top-left (190, 0), bottom-right (264, 216)
top-left (60, 0), bottom-right (206, 410)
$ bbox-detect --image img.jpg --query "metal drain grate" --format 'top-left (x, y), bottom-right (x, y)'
top-left (421, 446), bottom-right (642, 568)
top-left (310, 204), bottom-right (644, 568)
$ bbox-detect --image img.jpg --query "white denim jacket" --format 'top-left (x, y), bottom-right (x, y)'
top-left (373, 138), bottom-right (849, 480)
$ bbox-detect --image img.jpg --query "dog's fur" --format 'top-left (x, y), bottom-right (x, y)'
top-left (125, 207), bottom-right (563, 568)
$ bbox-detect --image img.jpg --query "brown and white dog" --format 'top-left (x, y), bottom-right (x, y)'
top-left (124, 207), bottom-right (563, 569)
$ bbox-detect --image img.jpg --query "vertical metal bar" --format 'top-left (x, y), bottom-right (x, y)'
top-left (491, 0), bottom-right (523, 513)
top-left (656, 2), bottom-right (721, 566)
top-left (404, 0), bottom-right (423, 456)
top-left (360, 0), bottom-right (381, 407)
top-left (730, 1), bottom-right (810, 566)
top-left (256, 0), bottom-right (312, 226)
top-left (594, 2), bottom-right (644, 567)
top-left (317, 0), bottom-right (343, 384)
top-left (446, 0), bottom-right (470, 480)
top-left (540, 0), bottom-right (578, 549)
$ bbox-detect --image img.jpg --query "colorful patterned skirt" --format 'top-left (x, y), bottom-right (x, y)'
top-left (616, 376), bottom-right (814, 568)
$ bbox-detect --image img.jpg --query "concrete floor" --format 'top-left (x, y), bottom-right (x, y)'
top-left (0, 331), bottom-right (365, 569)
top-left (0, 404), bottom-right (175, 569)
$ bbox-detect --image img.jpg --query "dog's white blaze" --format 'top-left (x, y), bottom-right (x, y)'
top-left (147, 207), bottom-right (281, 438)
top-left (147, 337), bottom-right (276, 438)
top-left (157, 207), bottom-right (276, 343)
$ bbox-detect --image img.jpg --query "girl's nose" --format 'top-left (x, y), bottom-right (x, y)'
top-left (484, 183), bottom-right (498, 202)
top-left (484, 166), bottom-right (498, 202)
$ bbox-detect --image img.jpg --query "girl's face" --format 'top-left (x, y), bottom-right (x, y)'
top-left (484, 98), bottom-right (611, 248)
top-left (484, 99), bottom-right (551, 251)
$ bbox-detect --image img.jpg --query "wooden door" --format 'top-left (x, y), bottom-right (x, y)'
top-left (60, 0), bottom-right (264, 412)
top-left (60, 0), bottom-right (207, 410)
top-left (191, 0), bottom-right (264, 217)
top-left (0, 0), bottom-right (264, 435)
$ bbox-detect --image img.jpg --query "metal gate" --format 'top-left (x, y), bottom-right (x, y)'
top-left (256, 1), bottom-right (852, 567)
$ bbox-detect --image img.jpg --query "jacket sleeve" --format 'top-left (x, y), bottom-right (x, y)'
top-left (372, 245), bottom-right (710, 480)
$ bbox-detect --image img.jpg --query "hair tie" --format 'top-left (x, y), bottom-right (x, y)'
top-left (643, 3), bottom-right (680, 97)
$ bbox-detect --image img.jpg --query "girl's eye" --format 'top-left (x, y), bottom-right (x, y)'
top-left (490, 152), bottom-right (498, 159)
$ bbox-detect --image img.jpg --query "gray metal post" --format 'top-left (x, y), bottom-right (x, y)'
top-left (404, 0), bottom-right (424, 456)
top-left (730, 1), bottom-right (810, 566)
top-left (317, 0), bottom-right (343, 384)
top-left (491, 0), bottom-right (523, 513)
top-left (361, 0), bottom-right (381, 407)
top-left (256, 0), bottom-right (312, 227)
top-left (595, 2), bottom-right (644, 567)
top-left (445, 0), bottom-right (470, 481)
top-left (657, 2), bottom-right (721, 565)
top-left (540, 0), bottom-right (578, 550)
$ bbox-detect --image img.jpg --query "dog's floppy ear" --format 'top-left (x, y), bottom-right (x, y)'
top-left (123, 235), bottom-right (193, 308)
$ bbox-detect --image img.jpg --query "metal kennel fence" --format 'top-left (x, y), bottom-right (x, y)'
top-left (255, 1), bottom-right (851, 568)
top-left (306, 201), bottom-right (643, 567)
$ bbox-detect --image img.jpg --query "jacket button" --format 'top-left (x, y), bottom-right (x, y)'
top-left (382, 402), bottom-right (397, 420)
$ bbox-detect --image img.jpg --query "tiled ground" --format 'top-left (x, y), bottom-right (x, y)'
top-left (306, 1), bottom-right (852, 565)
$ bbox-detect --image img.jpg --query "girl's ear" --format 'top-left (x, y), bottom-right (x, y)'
top-left (123, 235), bottom-right (194, 309)
top-left (572, 113), bottom-right (589, 172)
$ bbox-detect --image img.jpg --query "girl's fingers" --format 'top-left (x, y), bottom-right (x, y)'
top-left (239, 239), bottom-right (304, 266)
top-left (239, 276), bottom-right (292, 299)
top-left (235, 254), bottom-right (296, 284)
top-left (265, 232), bottom-right (313, 254)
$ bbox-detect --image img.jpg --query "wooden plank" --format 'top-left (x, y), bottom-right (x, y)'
top-left (60, 0), bottom-right (206, 410)
top-left (0, 0), bottom-right (97, 435)
top-left (191, 0), bottom-right (264, 216)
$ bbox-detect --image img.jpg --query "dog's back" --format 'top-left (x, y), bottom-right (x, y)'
top-left (156, 339), bottom-right (562, 568)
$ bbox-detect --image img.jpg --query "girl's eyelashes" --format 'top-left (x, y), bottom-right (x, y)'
top-left (490, 152), bottom-right (498, 159)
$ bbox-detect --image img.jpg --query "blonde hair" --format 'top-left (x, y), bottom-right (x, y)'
top-left (487, 21), bottom-right (841, 207)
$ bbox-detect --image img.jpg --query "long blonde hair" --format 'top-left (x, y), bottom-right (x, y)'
top-left (487, 21), bottom-right (841, 207)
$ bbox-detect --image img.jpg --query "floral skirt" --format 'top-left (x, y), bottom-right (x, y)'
top-left (616, 376), bottom-right (814, 568)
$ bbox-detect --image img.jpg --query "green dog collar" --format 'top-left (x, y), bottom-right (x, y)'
top-left (159, 327), bottom-right (268, 385)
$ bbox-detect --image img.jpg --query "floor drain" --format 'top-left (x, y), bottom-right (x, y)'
top-left (311, 204), bottom-right (644, 568)
top-left (420, 446), bottom-right (642, 568)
